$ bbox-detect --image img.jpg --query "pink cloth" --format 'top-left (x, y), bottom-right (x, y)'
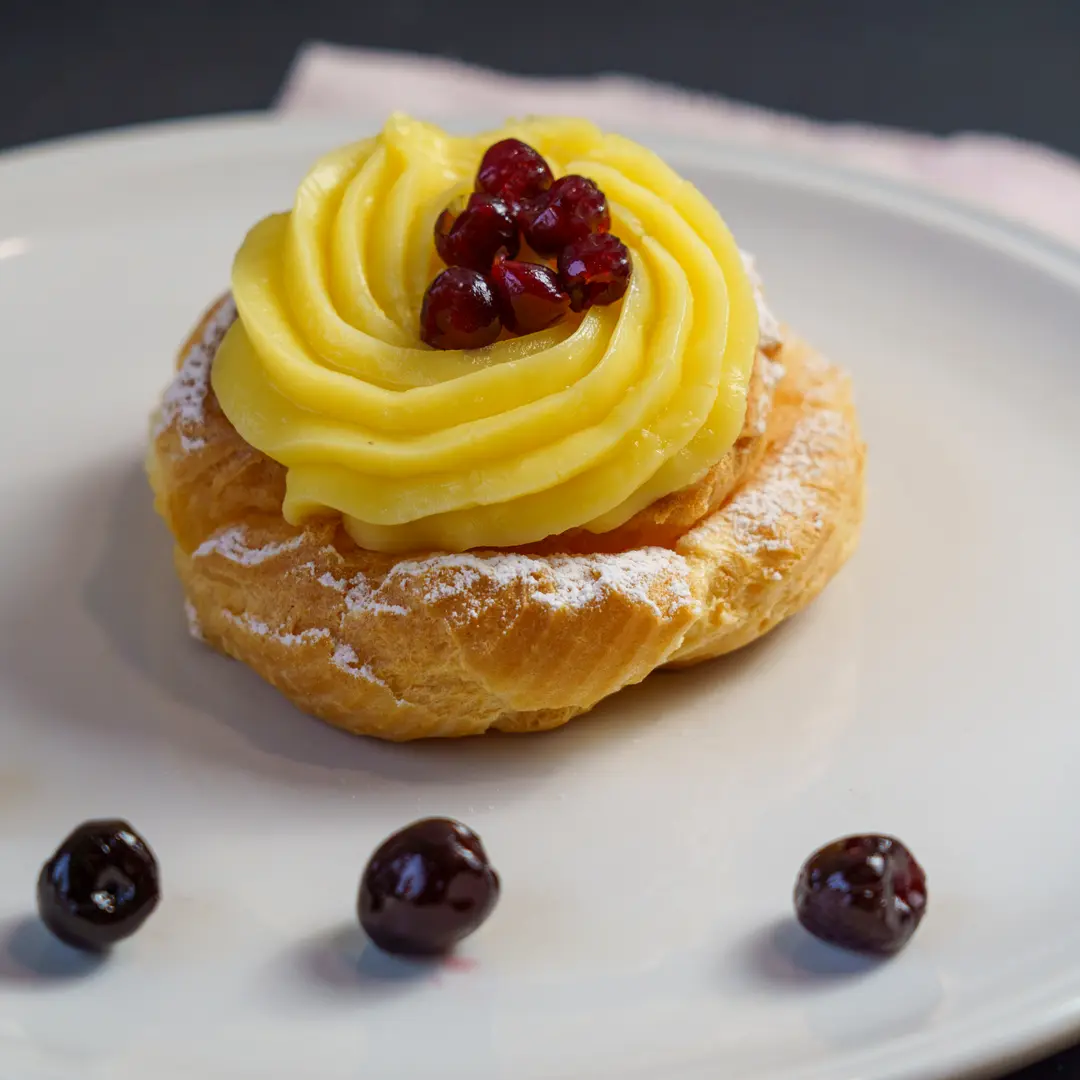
top-left (277, 43), bottom-right (1080, 249)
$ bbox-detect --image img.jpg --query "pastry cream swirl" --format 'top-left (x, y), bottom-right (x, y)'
top-left (212, 114), bottom-right (759, 552)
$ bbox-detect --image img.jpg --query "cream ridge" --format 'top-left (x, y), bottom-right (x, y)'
top-left (211, 114), bottom-right (759, 552)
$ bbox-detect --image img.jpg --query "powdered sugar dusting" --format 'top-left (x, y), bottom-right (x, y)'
top-left (293, 560), bottom-right (411, 616)
top-left (740, 250), bottom-right (783, 351)
top-left (761, 355), bottom-right (786, 393)
top-left (343, 576), bottom-right (410, 617)
top-left (184, 599), bottom-right (205, 642)
top-left (751, 355), bottom-right (787, 435)
top-left (383, 548), bottom-right (698, 620)
top-left (194, 525), bottom-right (306, 566)
top-left (223, 609), bottom-right (329, 647)
top-left (331, 642), bottom-right (361, 672)
top-left (711, 407), bottom-right (849, 557)
top-left (331, 642), bottom-right (395, 693)
top-left (221, 609), bottom-right (400, 696)
top-left (195, 527), bottom-right (696, 624)
top-left (155, 297), bottom-right (237, 451)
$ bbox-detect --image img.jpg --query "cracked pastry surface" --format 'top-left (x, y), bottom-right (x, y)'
top-left (148, 297), bottom-right (864, 740)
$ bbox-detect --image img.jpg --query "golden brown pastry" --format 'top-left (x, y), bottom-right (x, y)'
top-left (147, 116), bottom-right (865, 740)
top-left (148, 301), bottom-right (863, 740)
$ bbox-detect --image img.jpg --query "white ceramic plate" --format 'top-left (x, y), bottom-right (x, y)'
top-left (1, 115), bottom-right (1079, 1080)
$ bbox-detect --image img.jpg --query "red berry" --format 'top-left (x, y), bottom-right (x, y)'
top-left (476, 139), bottom-right (553, 206)
top-left (433, 193), bottom-right (519, 273)
top-left (557, 233), bottom-right (632, 312)
top-left (491, 252), bottom-right (570, 334)
top-left (420, 268), bottom-right (502, 350)
top-left (520, 175), bottom-right (610, 256)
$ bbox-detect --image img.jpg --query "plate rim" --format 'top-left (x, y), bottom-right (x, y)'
top-left (3, 109), bottom-right (1080, 279)
top-left (1, 111), bottom-right (1078, 1080)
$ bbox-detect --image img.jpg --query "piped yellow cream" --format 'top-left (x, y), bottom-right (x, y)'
top-left (212, 114), bottom-right (759, 552)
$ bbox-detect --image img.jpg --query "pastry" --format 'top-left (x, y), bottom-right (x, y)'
top-left (148, 115), bottom-right (865, 740)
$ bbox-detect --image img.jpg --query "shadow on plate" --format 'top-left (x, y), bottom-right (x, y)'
top-left (0, 458), bottom-right (785, 792)
top-left (0, 915), bottom-right (105, 984)
top-left (288, 923), bottom-right (436, 998)
top-left (736, 917), bottom-right (948, 1048)
top-left (738, 915), bottom-right (881, 987)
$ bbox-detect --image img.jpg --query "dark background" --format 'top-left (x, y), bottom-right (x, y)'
top-left (4, 0), bottom-right (1080, 157)
top-left (2, 1), bottom-right (1078, 1077)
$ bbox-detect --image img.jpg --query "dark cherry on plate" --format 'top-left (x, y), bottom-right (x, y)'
top-left (420, 267), bottom-right (503, 350)
top-left (557, 233), bottom-right (633, 313)
top-left (794, 834), bottom-right (927, 956)
top-left (434, 193), bottom-right (520, 273)
top-left (475, 138), bottom-right (553, 208)
top-left (359, 818), bottom-right (500, 957)
top-left (37, 819), bottom-right (161, 951)
top-left (491, 251), bottom-right (571, 334)
top-left (520, 174), bottom-right (610, 255)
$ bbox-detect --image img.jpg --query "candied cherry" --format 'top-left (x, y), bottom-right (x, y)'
top-left (475, 138), bottom-right (553, 207)
top-left (794, 834), bottom-right (928, 956)
top-left (520, 174), bottom-right (610, 255)
top-left (420, 268), bottom-right (502, 350)
top-left (491, 251), bottom-right (571, 334)
top-left (37, 819), bottom-right (161, 952)
top-left (557, 233), bottom-right (632, 312)
top-left (359, 818), bottom-right (501, 957)
top-left (433, 193), bottom-right (519, 273)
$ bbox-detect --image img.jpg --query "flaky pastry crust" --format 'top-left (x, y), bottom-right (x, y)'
top-left (147, 297), bottom-right (864, 739)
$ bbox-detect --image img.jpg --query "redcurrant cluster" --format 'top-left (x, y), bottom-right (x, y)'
top-left (420, 138), bottom-right (632, 350)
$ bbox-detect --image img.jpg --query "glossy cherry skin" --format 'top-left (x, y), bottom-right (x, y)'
top-left (433, 193), bottom-right (520, 273)
top-left (519, 174), bottom-right (610, 255)
top-left (475, 138), bottom-right (553, 207)
top-left (557, 233), bottom-right (632, 312)
top-left (359, 818), bottom-right (501, 957)
top-left (491, 252), bottom-right (570, 333)
top-left (420, 268), bottom-right (503, 350)
top-left (37, 820), bottom-right (161, 952)
top-left (794, 835), bottom-right (928, 956)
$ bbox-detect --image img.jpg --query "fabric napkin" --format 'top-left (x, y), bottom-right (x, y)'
top-left (277, 42), bottom-right (1080, 250)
